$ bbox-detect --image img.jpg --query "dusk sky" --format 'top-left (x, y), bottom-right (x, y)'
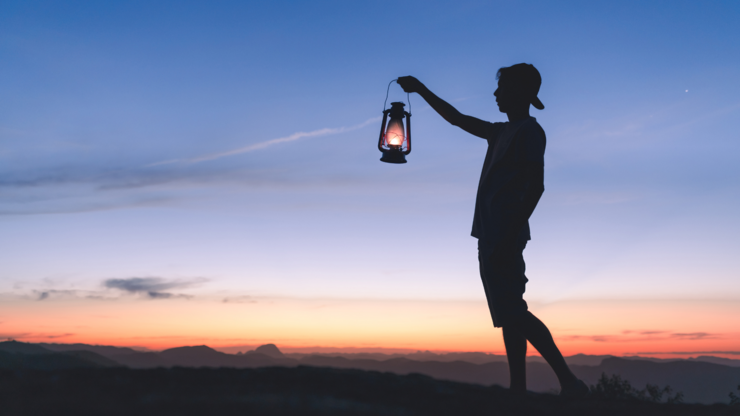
top-left (2, 1), bottom-right (739, 356)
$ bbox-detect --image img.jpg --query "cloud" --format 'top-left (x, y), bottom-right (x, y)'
top-left (0, 116), bottom-right (384, 215)
top-left (30, 289), bottom-right (117, 301)
top-left (622, 330), bottom-right (667, 336)
top-left (0, 333), bottom-right (31, 340)
top-left (103, 277), bottom-right (206, 299)
top-left (149, 117), bottom-right (381, 166)
top-left (1, 116), bottom-right (382, 192)
top-left (560, 335), bottom-right (616, 342)
top-left (45, 333), bottom-right (75, 339)
top-left (0, 332), bottom-right (74, 340)
top-left (670, 332), bottom-right (716, 340)
top-left (0, 177), bottom-right (180, 216)
top-left (620, 330), bottom-right (715, 340)
top-left (560, 330), bottom-right (719, 343)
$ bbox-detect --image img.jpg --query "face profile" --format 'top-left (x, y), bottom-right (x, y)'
top-left (493, 79), bottom-right (529, 114)
top-left (493, 64), bottom-right (545, 115)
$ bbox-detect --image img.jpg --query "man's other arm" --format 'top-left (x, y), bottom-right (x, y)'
top-left (397, 76), bottom-right (493, 139)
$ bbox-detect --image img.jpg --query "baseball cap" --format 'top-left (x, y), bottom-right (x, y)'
top-left (498, 63), bottom-right (544, 110)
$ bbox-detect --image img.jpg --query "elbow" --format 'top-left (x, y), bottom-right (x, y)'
top-left (527, 181), bottom-right (544, 196)
top-left (446, 111), bottom-right (465, 127)
top-left (528, 186), bottom-right (544, 199)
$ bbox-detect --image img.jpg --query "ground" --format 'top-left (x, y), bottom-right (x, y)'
top-left (3, 366), bottom-right (739, 416)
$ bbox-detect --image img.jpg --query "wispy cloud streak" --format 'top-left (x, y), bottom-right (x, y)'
top-left (150, 117), bottom-right (381, 166)
top-left (560, 330), bottom-right (721, 343)
top-left (103, 277), bottom-right (207, 299)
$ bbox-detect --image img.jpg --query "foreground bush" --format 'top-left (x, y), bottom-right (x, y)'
top-left (590, 373), bottom-right (684, 404)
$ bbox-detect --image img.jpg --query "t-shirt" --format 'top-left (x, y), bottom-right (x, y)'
top-left (471, 117), bottom-right (546, 243)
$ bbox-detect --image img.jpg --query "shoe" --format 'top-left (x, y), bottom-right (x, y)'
top-left (560, 379), bottom-right (589, 399)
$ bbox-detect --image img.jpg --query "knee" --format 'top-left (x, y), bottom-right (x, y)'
top-left (505, 311), bottom-right (530, 327)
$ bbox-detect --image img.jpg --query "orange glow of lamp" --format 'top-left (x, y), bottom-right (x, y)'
top-left (377, 81), bottom-right (411, 163)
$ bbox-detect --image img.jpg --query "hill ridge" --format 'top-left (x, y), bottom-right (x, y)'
top-left (5, 341), bottom-right (740, 404)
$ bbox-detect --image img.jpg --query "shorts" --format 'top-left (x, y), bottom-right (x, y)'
top-left (478, 240), bottom-right (529, 328)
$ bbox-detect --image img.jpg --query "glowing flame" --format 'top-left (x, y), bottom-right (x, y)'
top-left (385, 118), bottom-right (405, 147)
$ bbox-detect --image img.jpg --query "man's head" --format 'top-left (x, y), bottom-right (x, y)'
top-left (493, 63), bottom-right (544, 114)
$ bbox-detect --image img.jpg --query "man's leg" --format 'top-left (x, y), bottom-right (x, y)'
top-left (511, 311), bottom-right (578, 388)
top-left (502, 326), bottom-right (527, 394)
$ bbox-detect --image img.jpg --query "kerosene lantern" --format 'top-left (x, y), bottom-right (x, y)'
top-left (377, 101), bottom-right (411, 164)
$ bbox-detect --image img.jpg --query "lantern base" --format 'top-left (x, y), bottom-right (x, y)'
top-left (380, 151), bottom-right (407, 164)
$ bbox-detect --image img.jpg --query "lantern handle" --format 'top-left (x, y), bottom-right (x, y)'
top-left (382, 79), bottom-right (411, 115)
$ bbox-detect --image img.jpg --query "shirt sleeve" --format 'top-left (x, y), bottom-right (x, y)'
top-left (486, 122), bottom-right (506, 144)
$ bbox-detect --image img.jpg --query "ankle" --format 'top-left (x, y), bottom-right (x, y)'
top-left (509, 381), bottom-right (526, 393)
top-left (558, 373), bottom-right (578, 388)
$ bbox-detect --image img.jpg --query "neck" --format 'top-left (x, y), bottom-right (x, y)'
top-left (506, 106), bottom-right (530, 122)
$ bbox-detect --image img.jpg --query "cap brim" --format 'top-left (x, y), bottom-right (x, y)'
top-left (532, 96), bottom-right (544, 110)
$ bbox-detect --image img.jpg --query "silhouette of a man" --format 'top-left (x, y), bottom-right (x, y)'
top-left (398, 64), bottom-right (589, 398)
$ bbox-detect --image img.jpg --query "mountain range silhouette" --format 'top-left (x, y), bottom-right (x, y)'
top-left (2, 340), bottom-right (739, 405)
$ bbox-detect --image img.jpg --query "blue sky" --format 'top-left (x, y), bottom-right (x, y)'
top-left (1, 1), bottom-right (739, 350)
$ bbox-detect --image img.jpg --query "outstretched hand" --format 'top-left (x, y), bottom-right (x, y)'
top-left (397, 76), bottom-right (424, 94)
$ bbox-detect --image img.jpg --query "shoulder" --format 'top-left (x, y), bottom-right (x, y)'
top-left (486, 121), bottom-right (508, 141)
top-left (518, 118), bottom-right (546, 149)
top-left (518, 118), bottom-right (546, 140)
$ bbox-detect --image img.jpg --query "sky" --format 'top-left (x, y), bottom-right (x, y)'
top-left (1, 0), bottom-right (739, 357)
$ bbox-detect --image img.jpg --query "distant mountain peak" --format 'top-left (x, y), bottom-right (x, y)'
top-left (0, 340), bottom-right (53, 355)
top-left (161, 345), bottom-right (217, 353)
top-left (253, 344), bottom-right (284, 358)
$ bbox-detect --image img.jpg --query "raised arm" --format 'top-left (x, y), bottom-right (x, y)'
top-left (397, 76), bottom-right (493, 139)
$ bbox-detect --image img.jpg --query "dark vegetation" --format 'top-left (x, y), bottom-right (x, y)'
top-left (730, 385), bottom-right (740, 407)
top-left (590, 373), bottom-right (684, 404)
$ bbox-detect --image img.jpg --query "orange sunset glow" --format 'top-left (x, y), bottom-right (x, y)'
top-left (3, 296), bottom-right (738, 359)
